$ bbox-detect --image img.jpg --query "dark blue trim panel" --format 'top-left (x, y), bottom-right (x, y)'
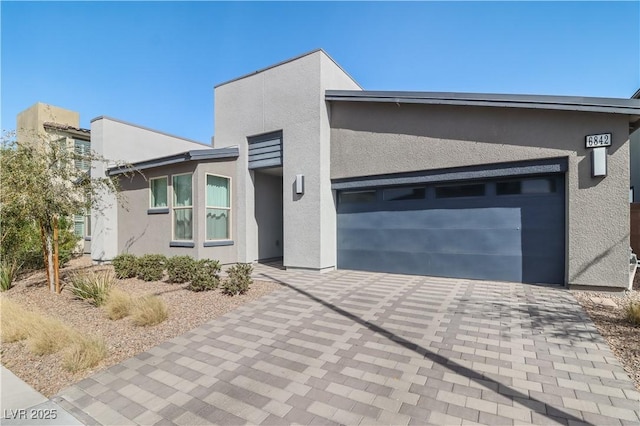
top-left (203, 240), bottom-right (234, 247)
top-left (147, 208), bottom-right (169, 215)
top-left (169, 241), bottom-right (195, 248)
top-left (332, 157), bottom-right (568, 191)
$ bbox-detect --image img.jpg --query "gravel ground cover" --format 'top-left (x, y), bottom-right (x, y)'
top-left (572, 273), bottom-right (640, 391)
top-left (0, 257), bottom-right (281, 397)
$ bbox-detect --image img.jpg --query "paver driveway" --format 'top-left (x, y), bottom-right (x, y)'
top-left (57, 264), bottom-right (640, 425)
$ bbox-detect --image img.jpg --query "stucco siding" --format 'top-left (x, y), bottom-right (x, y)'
top-left (214, 50), bottom-right (361, 270)
top-left (91, 117), bottom-right (210, 262)
top-left (631, 129), bottom-right (640, 201)
top-left (330, 102), bottom-right (630, 288)
top-left (117, 160), bottom-right (237, 264)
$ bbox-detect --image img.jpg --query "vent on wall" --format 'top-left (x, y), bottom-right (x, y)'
top-left (248, 131), bottom-right (282, 170)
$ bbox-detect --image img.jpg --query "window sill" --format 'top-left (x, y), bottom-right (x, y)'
top-left (203, 240), bottom-right (234, 247)
top-left (84, 236), bottom-right (92, 241)
top-left (148, 208), bottom-right (169, 215)
top-left (170, 241), bottom-right (195, 248)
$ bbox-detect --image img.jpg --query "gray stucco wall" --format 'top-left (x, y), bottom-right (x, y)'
top-left (631, 129), bottom-right (640, 202)
top-left (330, 102), bottom-right (631, 288)
top-left (214, 50), bottom-right (361, 270)
top-left (91, 117), bottom-right (210, 262)
top-left (117, 159), bottom-right (238, 264)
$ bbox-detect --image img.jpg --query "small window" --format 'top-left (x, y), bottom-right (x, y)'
top-left (339, 190), bottom-right (376, 204)
top-left (435, 183), bottom-right (485, 199)
top-left (206, 174), bottom-right (231, 240)
top-left (172, 174), bottom-right (193, 241)
top-left (383, 187), bottom-right (426, 201)
top-left (150, 177), bottom-right (168, 208)
top-left (73, 214), bottom-right (84, 237)
top-left (497, 178), bottom-right (556, 195)
top-left (74, 140), bottom-right (91, 171)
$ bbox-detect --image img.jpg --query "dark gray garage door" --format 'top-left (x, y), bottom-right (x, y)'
top-left (337, 175), bottom-right (565, 284)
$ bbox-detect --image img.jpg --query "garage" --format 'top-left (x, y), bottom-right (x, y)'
top-left (336, 170), bottom-right (565, 284)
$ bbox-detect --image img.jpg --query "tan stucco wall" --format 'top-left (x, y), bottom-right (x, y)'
top-left (117, 160), bottom-right (238, 264)
top-left (330, 102), bottom-right (631, 288)
top-left (16, 102), bottom-right (79, 144)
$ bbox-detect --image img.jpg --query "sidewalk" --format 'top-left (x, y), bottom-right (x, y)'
top-left (1, 366), bottom-right (83, 425)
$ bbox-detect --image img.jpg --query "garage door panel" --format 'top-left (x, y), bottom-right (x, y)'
top-left (336, 174), bottom-right (565, 285)
top-left (338, 227), bottom-right (523, 255)
top-left (340, 208), bottom-right (523, 230)
top-left (337, 249), bottom-right (523, 282)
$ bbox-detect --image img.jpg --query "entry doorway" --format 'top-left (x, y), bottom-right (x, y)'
top-left (254, 168), bottom-right (284, 261)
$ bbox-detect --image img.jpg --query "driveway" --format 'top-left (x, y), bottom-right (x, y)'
top-left (57, 264), bottom-right (640, 425)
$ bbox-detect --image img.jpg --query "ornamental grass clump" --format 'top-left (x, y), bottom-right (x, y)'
top-left (63, 336), bottom-right (107, 372)
top-left (0, 259), bottom-right (20, 292)
top-left (131, 295), bottom-right (168, 326)
top-left (67, 271), bottom-right (114, 307)
top-left (167, 255), bottom-right (196, 284)
top-left (136, 254), bottom-right (166, 282)
top-left (112, 253), bottom-right (138, 279)
top-left (104, 288), bottom-right (133, 320)
top-left (188, 259), bottom-right (221, 292)
top-left (626, 300), bottom-right (640, 326)
top-left (222, 263), bottom-right (253, 296)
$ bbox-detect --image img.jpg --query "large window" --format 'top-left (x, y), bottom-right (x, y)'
top-left (206, 174), bottom-right (231, 240)
top-left (172, 174), bottom-right (193, 240)
top-left (149, 177), bottom-right (168, 208)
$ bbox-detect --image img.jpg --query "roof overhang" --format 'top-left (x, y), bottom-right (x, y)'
top-left (43, 122), bottom-right (91, 140)
top-left (326, 90), bottom-right (640, 131)
top-left (107, 147), bottom-right (239, 176)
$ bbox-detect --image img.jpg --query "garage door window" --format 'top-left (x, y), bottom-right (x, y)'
top-left (435, 183), bottom-right (485, 199)
top-left (497, 178), bottom-right (556, 195)
top-left (339, 190), bottom-right (376, 204)
top-left (383, 186), bottom-right (426, 201)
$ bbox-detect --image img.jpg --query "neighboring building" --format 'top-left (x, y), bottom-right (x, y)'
top-left (96, 50), bottom-right (640, 290)
top-left (16, 103), bottom-right (92, 253)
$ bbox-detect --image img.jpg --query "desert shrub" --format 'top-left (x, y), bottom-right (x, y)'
top-left (0, 259), bottom-right (21, 292)
top-left (626, 301), bottom-right (640, 326)
top-left (136, 254), bottom-right (166, 282)
top-left (188, 259), bottom-right (221, 292)
top-left (131, 295), bottom-right (168, 326)
top-left (112, 253), bottom-right (138, 279)
top-left (27, 319), bottom-right (75, 355)
top-left (0, 298), bottom-right (41, 342)
top-left (222, 263), bottom-right (253, 296)
top-left (104, 288), bottom-right (133, 320)
top-left (68, 271), bottom-right (114, 306)
top-left (63, 336), bottom-right (107, 372)
top-left (167, 255), bottom-right (196, 283)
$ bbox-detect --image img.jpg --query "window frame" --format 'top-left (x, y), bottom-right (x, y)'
top-left (149, 176), bottom-right (169, 210)
top-left (171, 173), bottom-right (194, 241)
top-left (205, 173), bottom-right (232, 241)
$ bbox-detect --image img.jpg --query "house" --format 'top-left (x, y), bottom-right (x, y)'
top-left (96, 49), bottom-right (640, 290)
top-left (16, 103), bottom-right (92, 254)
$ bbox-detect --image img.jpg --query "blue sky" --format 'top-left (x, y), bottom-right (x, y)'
top-left (2, 1), bottom-right (639, 143)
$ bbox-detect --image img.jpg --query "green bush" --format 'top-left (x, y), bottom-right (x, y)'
top-left (167, 256), bottom-right (196, 283)
top-left (136, 254), bottom-right (166, 282)
top-left (0, 259), bottom-right (21, 292)
top-left (222, 263), bottom-right (253, 296)
top-left (1, 217), bottom-right (78, 272)
top-left (67, 271), bottom-right (114, 306)
top-left (626, 301), bottom-right (640, 326)
top-left (112, 254), bottom-right (138, 279)
top-left (188, 259), bottom-right (221, 292)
